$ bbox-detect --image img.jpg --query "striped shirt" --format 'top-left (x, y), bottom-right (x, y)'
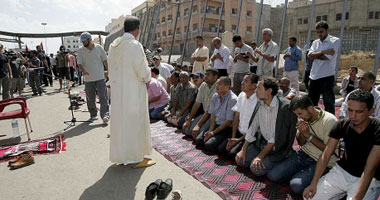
top-left (245, 96), bottom-right (279, 143)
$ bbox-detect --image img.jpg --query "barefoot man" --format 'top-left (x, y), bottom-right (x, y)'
top-left (108, 16), bottom-right (156, 167)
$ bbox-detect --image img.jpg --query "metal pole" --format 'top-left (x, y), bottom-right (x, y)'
top-left (236, 0), bottom-right (243, 33)
top-left (139, 11), bottom-right (148, 43)
top-left (61, 37), bottom-right (64, 45)
top-left (149, 1), bottom-right (162, 50)
top-left (99, 35), bottom-right (102, 45)
top-left (144, 6), bottom-right (155, 47)
top-left (255, 0), bottom-right (264, 43)
top-left (216, 0), bottom-right (225, 37)
top-left (374, 27), bottom-right (380, 78)
top-left (18, 37), bottom-right (22, 49)
top-left (335, 0), bottom-right (348, 80)
top-left (200, 0), bottom-right (209, 36)
top-left (302, 0), bottom-right (316, 81)
top-left (274, 0), bottom-right (288, 78)
top-left (180, 0), bottom-right (195, 67)
top-left (168, 2), bottom-right (181, 63)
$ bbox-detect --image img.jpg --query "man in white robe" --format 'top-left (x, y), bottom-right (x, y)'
top-left (108, 16), bottom-right (155, 167)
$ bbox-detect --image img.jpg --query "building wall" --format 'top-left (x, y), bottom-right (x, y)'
top-left (63, 36), bottom-right (82, 52)
top-left (286, 0), bottom-right (380, 52)
top-left (105, 15), bottom-right (126, 35)
top-left (149, 0), bottom-right (256, 61)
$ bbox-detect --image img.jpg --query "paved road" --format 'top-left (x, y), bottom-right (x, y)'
top-left (0, 83), bottom-right (221, 200)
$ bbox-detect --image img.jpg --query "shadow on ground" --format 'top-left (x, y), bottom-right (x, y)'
top-left (79, 164), bottom-right (145, 200)
top-left (60, 122), bottom-right (108, 139)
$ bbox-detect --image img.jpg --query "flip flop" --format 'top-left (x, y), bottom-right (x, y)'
top-left (133, 159), bottom-right (156, 168)
top-left (157, 178), bottom-right (173, 199)
top-left (172, 190), bottom-right (183, 200)
top-left (145, 179), bottom-right (162, 200)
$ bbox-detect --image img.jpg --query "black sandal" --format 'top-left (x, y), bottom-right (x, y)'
top-left (145, 179), bottom-right (162, 200)
top-left (157, 178), bottom-right (173, 199)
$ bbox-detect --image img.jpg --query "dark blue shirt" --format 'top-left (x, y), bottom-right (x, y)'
top-left (0, 53), bottom-right (9, 78)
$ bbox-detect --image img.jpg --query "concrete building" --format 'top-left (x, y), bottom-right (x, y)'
top-left (151, 0), bottom-right (257, 60)
top-left (132, 0), bottom-right (155, 19)
top-left (105, 15), bottom-right (127, 35)
top-left (63, 36), bottom-right (82, 52)
top-left (286, 0), bottom-right (380, 52)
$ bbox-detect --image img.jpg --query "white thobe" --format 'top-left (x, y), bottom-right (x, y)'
top-left (108, 32), bottom-right (152, 164)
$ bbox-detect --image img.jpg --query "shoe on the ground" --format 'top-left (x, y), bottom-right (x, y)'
top-left (145, 179), bottom-right (162, 200)
top-left (157, 178), bottom-right (173, 199)
top-left (32, 93), bottom-right (38, 96)
top-left (90, 116), bottom-right (98, 121)
top-left (9, 154), bottom-right (35, 170)
top-left (102, 116), bottom-right (109, 123)
top-left (8, 153), bottom-right (32, 167)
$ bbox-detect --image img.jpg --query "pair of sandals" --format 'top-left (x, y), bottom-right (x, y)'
top-left (145, 178), bottom-right (173, 200)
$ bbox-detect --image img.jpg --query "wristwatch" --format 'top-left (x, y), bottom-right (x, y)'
top-left (307, 135), bottom-right (313, 142)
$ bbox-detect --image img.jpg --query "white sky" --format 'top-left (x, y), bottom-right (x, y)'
top-left (0, 0), bottom-right (285, 54)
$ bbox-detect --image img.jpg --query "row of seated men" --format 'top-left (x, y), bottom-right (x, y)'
top-left (146, 68), bottom-right (380, 199)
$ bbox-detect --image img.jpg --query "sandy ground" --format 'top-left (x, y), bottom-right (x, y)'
top-left (0, 83), bottom-right (221, 200)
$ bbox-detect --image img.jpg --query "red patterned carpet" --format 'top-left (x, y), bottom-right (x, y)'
top-left (150, 121), bottom-right (298, 200)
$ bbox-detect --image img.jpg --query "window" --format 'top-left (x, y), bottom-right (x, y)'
top-left (247, 11), bottom-right (252, 17)
top-left (298, 18), bottom-right (303, 24)
top-left (369, 11), bottom-right (374, 19)
top-left (232, 8), bottom-right (237, 15)
top-left (168, 29), bottom-right (173, 36)
top-left (193, 23), bottom-right (198, 31)
top-left (161, 17), bottom-right (165, 23)
top-left (207, 6), bottom-right (217, 14)
top-left (167, 15), bottom-right (172, 21)
top-left (316, 16), bottom-right (321, 22)
top-left (68, 45), bottom-right (71, 48)
top-left (193, 5), bottom-right (198, 14)
top-left (322, 15), bottom-right (328, 21)
top-left (163, 31), bottom-right (166, 37)
top-left (184, 8), bottom-right (189, 16)
top-left (376, 12), bottom-right (380, 19)
top-left (346, 12), bottom-right (349, 20)
top-left (304, 18), bottom-right (308, 24)
top-left (176, 28), bottom-right (181, 34)
top-left (232, 25), bottom-right (237, 31)
top-left (209, 24), bottom-right (217, 32)
top-left (247, 26), bottom-right (252, 33)
top-left (336, 13), bottom-right (342, 21)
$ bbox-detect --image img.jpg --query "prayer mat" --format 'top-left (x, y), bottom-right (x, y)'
top-left (0, 135), bottom-right (66, 163)
top-left (151, 121), bottom-right (298, 200)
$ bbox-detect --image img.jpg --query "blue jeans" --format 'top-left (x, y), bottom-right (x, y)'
top-left (267, 150), bottom-right (328, 194)
top-left (149, 104), bottom-right (167, 119)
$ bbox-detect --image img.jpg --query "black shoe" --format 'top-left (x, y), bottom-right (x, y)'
top-left (157, 179), bottom-right (173, 199)
top-left (32, 93), bottom-right (38, 96)
top-left (145, 179), bottom-right (162, 200)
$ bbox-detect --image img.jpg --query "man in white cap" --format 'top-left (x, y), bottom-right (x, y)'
top-left (77, 32), bottom-right (110, 123)
top-left (108, 16), bottom-right (156, 168)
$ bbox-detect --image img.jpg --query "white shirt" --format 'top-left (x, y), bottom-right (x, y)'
top-left (156, 64), bottom-right (171, 80)
top-left (307, 35), bottom-right (340, 80)
top-left (156, 75), bottom-right (167, 89)
top-left (232, 92), bottom-right (258, 134)
top-left (339, 88), bottom-right (380, 118)
top-left (245, 96), bottom-right (279, 143)
top-left (162, 63), bottom-right (174, 72)
top-left (212, 45), bottom-right (230, 70)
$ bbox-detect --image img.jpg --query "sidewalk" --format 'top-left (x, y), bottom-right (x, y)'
top-left (0, 83), bottom-right (220, 200)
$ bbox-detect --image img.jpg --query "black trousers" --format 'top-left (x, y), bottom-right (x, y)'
top-left (217, 69), bottom-right (228, 77)
top-left (308, 75), bottom-right (335, 114)
top-left (303, 70), bottom-right (311, 91)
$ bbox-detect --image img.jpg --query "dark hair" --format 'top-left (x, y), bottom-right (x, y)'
top-left (218, 76), bottom-right (231, 87)
top-left (247, 73), bottom-right (259, 84)
top-left (151, 67), bottom-right (159, 75)
top-left (290, 94), bottom-right (314, 111)
top-left (347, 90), bottom-right (374, 110)
top-left (289, 36), bottom-right (297, 42)
top-left (260, 76), bottom-right (278, 97)
top-left (205, 68), bottom-right (219, 77)
top-left (195, 35), bottom-right (204, 40)
top-left (316, 21), bottom-right (329, 30)
top-left (249, 41), bottom-right (256, 46)
top-left (36, 45), bottom-right (40, 50)
top-left (232, 35), bottom-right (242, 42)
top-left (362, 71), bottom-right (376, 82)
top-left (349, 66), bottom-right (358, 73)
top-left (124, 16), bottom-right (140, 33)
top-left (30, 50), bottom-right (38, 55)
top-left (172, 71), bottom-right (180, 78)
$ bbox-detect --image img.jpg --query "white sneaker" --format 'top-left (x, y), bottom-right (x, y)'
top-left (90, 116), bottom-right (98, 121)
top-left (102, 116), bottom-right (109, 123)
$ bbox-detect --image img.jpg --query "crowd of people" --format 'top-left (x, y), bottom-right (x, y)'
top-left (141, 20), bottom-right (380, 199)
top-left (1, 15), bottom-right (379, 199)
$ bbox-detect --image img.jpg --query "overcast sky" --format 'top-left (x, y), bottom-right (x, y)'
top-left (0, 0), bottom-right (285, 54)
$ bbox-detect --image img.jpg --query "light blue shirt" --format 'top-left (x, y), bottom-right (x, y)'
top-left (208, 90), bottom-right (237, 125)
top-left (284, 45), bottom-right (302, 72)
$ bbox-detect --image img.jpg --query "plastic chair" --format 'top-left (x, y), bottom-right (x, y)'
top-left (0, 97), bottom-right (33, 141)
